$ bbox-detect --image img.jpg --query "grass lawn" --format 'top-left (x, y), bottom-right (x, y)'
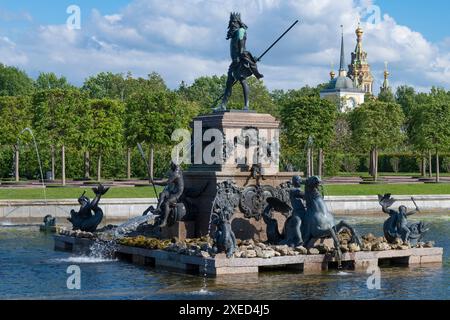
top-left (335, 172), bottom-right (450, 177)
top-left (0, 186), bottom-right (162, 200)
top-left (0, 183), bottom-right (449, 200)
top-left (322, 183), bottom-right (450, 196)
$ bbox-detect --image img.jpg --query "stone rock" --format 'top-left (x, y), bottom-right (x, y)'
top-left (340, 244), bottom-right (349, 253)
top-left (308, 248), bottom-right (320, 255)
top-left (199, 250), bottom-right (210, 258)
top-left (261, 250), bottom-right (275, 259)
top-left (362, 243), bottom-right (372, 251)
top-left (256, 242), bottom-right (267, 249)
top-left (306, 237), bottom-right (335, 250)
top-left (338, 230), bottom-right (352, 243)
top-left (362, 233), bottom-right (376, 242)
top-left (275, 245), bottom-right (289, 256)
top-left (348, 243), bottom-right (361, 252)
top-left (294, 246), bottom-right (308, 255)
top-left (424, 241), bottom-right (435, 248)
top-left (234, 250), bottom-right (243, 258)
top-left (274, 251), bottom-right (281, 257)
top-left (287, 248), bottom-right (296, 256)
top-left (246, 250), bottom-right (257, 258)
top-left (372, 242), bottom-right (391, 251)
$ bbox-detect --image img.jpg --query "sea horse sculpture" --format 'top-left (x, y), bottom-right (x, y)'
top-left (68, 184), bottom-right (110, 232)
top-left (301, 176), bottom-right (362, 263)
top-left (378, 194), bottom-right (428, 245)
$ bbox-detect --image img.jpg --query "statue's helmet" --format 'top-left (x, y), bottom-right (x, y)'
top-left (227, 12), bottom-right (247, 39)
top-left (399, 205), bottom-right (407, 213)
top-left (229, 12), bottom-right (242, 23)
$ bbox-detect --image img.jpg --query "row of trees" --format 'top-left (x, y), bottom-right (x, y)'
top-left (0, 62), bottom-right (450, 182)
top-left (278, 85), bottom-right (450, 182)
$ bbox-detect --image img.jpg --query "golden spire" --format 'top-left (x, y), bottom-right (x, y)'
top-left (356, 20), bottom-right (363, 39)
top-left (384, 61), bottom-right (390, 79)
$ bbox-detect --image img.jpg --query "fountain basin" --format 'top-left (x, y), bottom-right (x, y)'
top-left (53, 235), bottom-right (443, 276)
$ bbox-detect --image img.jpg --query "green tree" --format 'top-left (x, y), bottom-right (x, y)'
top-left (177, 75), bottom-right (226, 115)
top-left (32, 89), bottom-right (88, 185)
top-left (0, 63), bottom-right (34, 96)
top-left (280, 95), bottom-right (337, 176)
top-left (82, 72), bottom-right (126, 100)
top-left (349, 100), bottom-right (405, 181)
top-left (395, 85), bottom-right (416, 116)
top-left (378, 88), bottom-right (395, 103)
top-left (125, 90), bottom-right (198, 179)
top-left (408, 88), bottom-right (450, 182)
top-left (35, 72), bottom-right (74, 90)
top-left (0, 96), bottom-right (32, 180)
top-left (88, 99), bottom-right (124, 181)
top-left (82, 71), bottom-right (168, 101)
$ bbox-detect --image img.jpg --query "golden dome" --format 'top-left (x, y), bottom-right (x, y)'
top-left (356, 25), bottom-right (363, 37)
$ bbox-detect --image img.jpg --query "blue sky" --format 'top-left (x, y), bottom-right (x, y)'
top-left (375, 0), bottom-right (449, 42)
top-left (0, 0), bottom-right (449, 92)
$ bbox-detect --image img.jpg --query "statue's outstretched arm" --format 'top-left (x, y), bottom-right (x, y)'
top-left (406, 209), bottom-right (418, 216)
top-left (381, 206), bottom-right (395, 215)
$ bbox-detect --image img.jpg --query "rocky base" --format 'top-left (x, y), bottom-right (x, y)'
top-left (57, 228), bottom-right (435, 259)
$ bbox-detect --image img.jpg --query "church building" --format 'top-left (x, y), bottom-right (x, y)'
top-left (320, 25), bottom-right (366, 112)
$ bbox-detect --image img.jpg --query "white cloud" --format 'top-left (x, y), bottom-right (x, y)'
top-left (0, 0), bottom-right (448, 93)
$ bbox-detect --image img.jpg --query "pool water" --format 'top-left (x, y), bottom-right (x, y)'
top-left (0, 215), bottom-right (448, 300)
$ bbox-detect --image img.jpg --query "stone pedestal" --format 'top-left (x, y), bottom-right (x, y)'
top-left (181, 111), bottom-right (301, 240)
top-left (160, 221), bottom-right (196, 240)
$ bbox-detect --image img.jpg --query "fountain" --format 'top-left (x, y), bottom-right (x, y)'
top-left (4, 128), bottom-right (47, 220)
top-left (51, 11), bottom-right (443, 279)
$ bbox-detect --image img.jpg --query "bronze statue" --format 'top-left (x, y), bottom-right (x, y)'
top-left (211, 180), bottom-right (240, 257)
top-left (263, 176), bottom-right (305, 247)
top-left (68, 184), bottom-right (109, 232)
top-left (215, 12), bottom-right (263, 111)
top-left (150, 162), bottom-right (185, 228)
top-left (378, 194), bottom-right (428, 245)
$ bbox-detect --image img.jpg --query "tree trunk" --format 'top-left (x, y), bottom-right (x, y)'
top-left (375, 149), bottom-right (379, 181)
top-left (51, 145), bottom-right (55, 181)
top-left (317, 149), bottom-right (323, 177)
top-left (97, 154), bottom-right (102, 182)
top-left (369, 149), bottom-right (373, 177)
top-left (83, 151), bottom-right (90, 180)
top-left (127, 148), bottom-right (131, 179)
top-left (428, 150), bottom-right (432, 178)
top-left (306, 147), bottom-right (311, 177)
top-left (149, 147), bottom-right (154, 180)
top-left (14, 145), bottom-right (19, 182)
top-left (310, 149), bottom-right (314, 176)
top-left (371, 148), bottom-right (379, 181)
top-left (61, 145), bottom-right (66, 186)
top-left (421, 156), bottom-right (426, 177)
top-left (436, 151), bottom-right (440, 183)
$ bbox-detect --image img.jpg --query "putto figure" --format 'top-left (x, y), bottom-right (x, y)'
top-left (216, 12), bottom-right (263, 111)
